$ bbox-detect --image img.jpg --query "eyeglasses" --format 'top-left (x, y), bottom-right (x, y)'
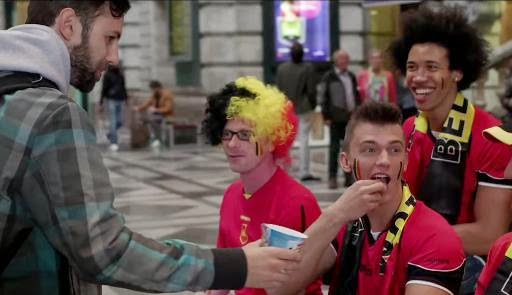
top-left (221, 129), bottom-right (253, 141)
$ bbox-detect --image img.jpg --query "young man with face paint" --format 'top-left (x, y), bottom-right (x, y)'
top-left (270, 101), bottom-right (465, 295)
top-left (0, 1), bottom-right (301, 294)
top-left (389, 5), bottom-right (512, 292)
top-left (202, 76), bottom-right (323, 295)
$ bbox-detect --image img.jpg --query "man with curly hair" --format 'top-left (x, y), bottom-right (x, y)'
top-left (202, 76), bottom-right (323, 295)
top-left (389, 4), bottom-right (512, 293)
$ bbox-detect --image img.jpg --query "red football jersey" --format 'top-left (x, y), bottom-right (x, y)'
top-left (403, 108), bottom-right (512, 224)
top-left (217, 167), bottom-right (322, 295)
top-left (329, 201), bottom-right (465, 295)
top-left (476, 233), bottom-right (512, 294)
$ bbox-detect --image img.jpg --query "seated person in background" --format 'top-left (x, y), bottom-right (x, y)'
top-left (273, 101), bottom-right (465, 295)
top-left (202, 76), bottom-right (323, 295)
top-left (476, 232), bottom-right (512, 294)
top-left (133, 80), bottom-right (173, 148)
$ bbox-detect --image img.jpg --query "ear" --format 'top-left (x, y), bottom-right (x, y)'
top-left (451, 70), bottom-right (463, 83)
top-left (339, 152), bottom-right (352, 173)
top-left (53, 7), bottom-right (83, 48)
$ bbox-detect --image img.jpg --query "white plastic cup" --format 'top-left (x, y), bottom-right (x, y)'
top-left (262, 223), bottom-right (308, 250)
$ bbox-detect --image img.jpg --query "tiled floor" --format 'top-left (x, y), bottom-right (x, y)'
top-left (100, 138), bottom-right (347, 295)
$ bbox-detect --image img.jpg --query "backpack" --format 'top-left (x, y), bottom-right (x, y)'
top-left (0, 71), bottom-right (58, 274)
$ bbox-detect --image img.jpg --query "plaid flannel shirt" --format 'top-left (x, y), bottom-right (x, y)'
top-left (0, 87), bottom-right (245, 294)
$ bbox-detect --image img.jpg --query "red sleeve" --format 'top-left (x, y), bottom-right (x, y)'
top-left (403, 116), bottom-right (415, 138)
top-left (476, 134), bottom-right (512, 188)
top-left (216, 184), bottom-right (236, 248)
top-left (476, 233), bottom-right (512, 295)
top-left (405, 219), bottom-right (465, 294)
top-left (216, 194), bottom-right (227, 248)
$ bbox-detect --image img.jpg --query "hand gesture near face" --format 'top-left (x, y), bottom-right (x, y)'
top-left (331, 180), bottom-right (387, 221)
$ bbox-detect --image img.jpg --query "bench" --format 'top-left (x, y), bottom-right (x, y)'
top-left (162, 118), bottom-right (203, 148)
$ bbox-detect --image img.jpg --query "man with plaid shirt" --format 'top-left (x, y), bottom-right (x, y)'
top-left (0, 1), bottom-right (300, 294)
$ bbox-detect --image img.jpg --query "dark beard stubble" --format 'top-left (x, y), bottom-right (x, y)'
top-left (70, 31), bottom-right (97, 93)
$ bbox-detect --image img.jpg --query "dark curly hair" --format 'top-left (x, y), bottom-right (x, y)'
top-left (202, 82), bottom-right (256, 146)
top-left (389, 4), bottom-right (489, 91)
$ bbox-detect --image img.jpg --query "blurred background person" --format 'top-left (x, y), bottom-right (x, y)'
top-left (318, 49), bottom-right (360, 189)
top-left (133, 80), bottom-right (174, 148)
top-left (499, 58), bottom-right (512, 129)
top-left (395, 69), bottom-right (417, 121)
top-left (357, 49), bottom-right (397, 104)
top-left (100, 64), bottom-right (128, 151)
top-left (276, 42), bottom-right (320, 182)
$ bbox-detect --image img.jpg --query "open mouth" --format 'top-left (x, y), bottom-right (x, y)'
top-left (371, 175), bottom-right (390, 184)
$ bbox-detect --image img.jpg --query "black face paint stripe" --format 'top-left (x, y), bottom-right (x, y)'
top-left (398, 161), bottom-right (403, 180)
top-left (441, 77), bottom-right (444, 90)
top-left (255, 142), bottom-right (260, 156)
top-left (353, 159), bottom-right (360, 181)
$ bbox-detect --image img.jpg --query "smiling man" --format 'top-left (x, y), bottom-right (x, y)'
top-left (272, 101), bottom-right (465, 295)
top-left (389, 5), bottom-right (512, 293)
top-left (202, 76), bottom-right (323, 295)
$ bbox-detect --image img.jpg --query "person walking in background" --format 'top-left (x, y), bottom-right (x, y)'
top-left (389, 4), bottom-right (512, 293)
top-left (276, 42), bottom-right (320, 182)
top-left (318, 49), bottom-right (360, 189)
top-left (0, 1), bottom-right (302, 293)
top-left (202, 76), bottom-right (323, 295)
top-left (100, 64), bottom-right (127, 151)
top-left (357, 49), bottom-right (397, 104)
top-left (133, 80), bottom-right (173, 148)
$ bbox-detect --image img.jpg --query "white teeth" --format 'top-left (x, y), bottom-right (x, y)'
top-left (415, 88), bottom-right (433, 95)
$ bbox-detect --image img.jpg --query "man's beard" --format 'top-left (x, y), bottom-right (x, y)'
top-left (70, 38), bottom-right (97, 93)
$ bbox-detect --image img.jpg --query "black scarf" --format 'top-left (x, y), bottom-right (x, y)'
top-left (334, 185), bottom-right (416, 295)
top-left (414, 94), bottom-right (474, 224)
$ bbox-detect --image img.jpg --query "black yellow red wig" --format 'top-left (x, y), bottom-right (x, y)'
top-left (202, 76), bottom-right (298, 163)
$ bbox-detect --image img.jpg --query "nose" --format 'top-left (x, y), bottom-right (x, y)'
top-left (227, 135), bottom-right (241, 148)
top-left (376, 150), bottom-right (390, 167)
top-left (106, 43), bottom-right (120, 66)
top-left (410, 69), bottom-right (428, 83)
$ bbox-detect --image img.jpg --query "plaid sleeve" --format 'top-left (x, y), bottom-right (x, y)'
top-left (24, 99), bottom-right (244, 292)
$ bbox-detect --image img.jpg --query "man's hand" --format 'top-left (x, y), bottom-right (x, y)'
top-left (329, 180), bottom-right (386, 221)
top-left (243, 241), bottom-right (301, 290)
top-left (324, 119), bottom-right (331, 126)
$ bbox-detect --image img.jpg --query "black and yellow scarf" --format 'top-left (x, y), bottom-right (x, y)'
top-left (334, 184), bottom-right (416, 295)
top-left (484, 242), bottom-right (512, 294)
top-left (413, 93), bottom-right (474, 224)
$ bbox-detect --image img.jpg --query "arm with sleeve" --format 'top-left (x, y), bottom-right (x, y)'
top-left (25, 98), bottom-right (246, 292)
top-left (454, 129), bottom-right (512, 255)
